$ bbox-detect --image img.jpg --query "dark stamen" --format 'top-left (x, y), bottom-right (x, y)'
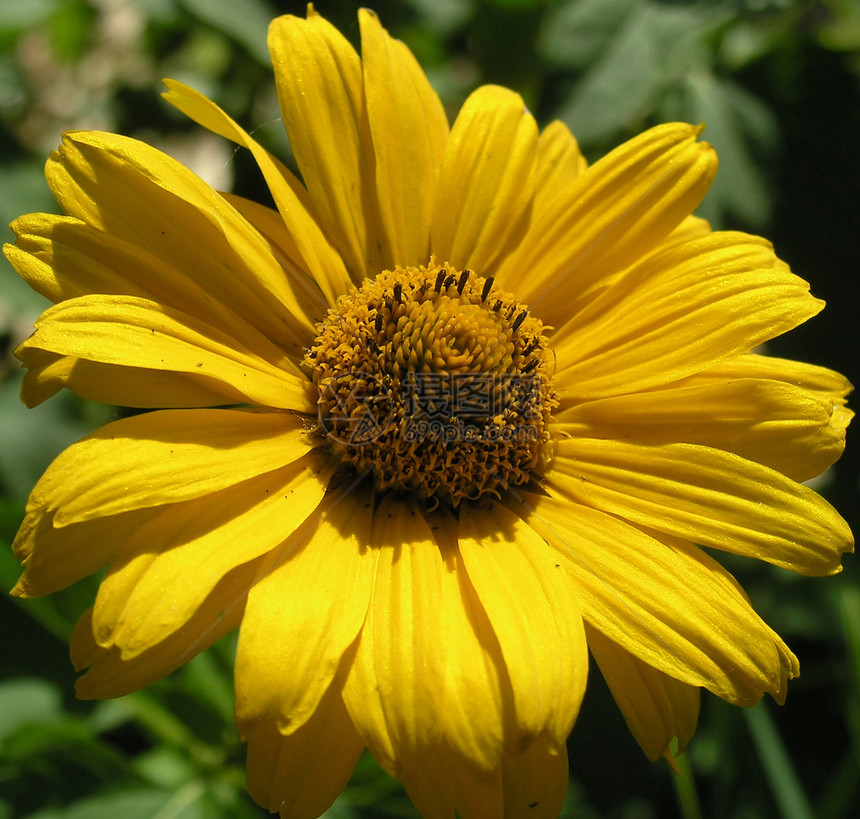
top-left (434, 269), bottom-right (446, 292)
top-left (522, 338), bottom-right (539, 356)
top-left (443, 274), bottom-right (457, 290)
top-left (393, 282), bottom-right (402, 303)
top-left (374, 311), bottom-right (384, 334)
top-left (511, 310), bottom-right (528, 332)
top-left (457, 269), bottom-right (471, 294)
top-left (493, 299), bottom-right (503, 312)
top-left (481, 276), bottom-right (494, 301)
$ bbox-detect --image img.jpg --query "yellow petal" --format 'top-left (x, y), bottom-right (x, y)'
top-left (689, 352), bottom-right (854, 402)
top-left (45, 131), bottom-right (315, 349)
top-left (587, 625), bottom-right (700, 761)
top-left (499, 736), bottom-right (570, 819)
top-left (342, 497), bottom-right (505, 777)
top-left (6, 212), bottom-right (318, 357)
top-left (556, 377), bottom-right (848, 482)
top-left (517, 492), bottom-right (797, 705)
top-left (90, 452), bottom-right (332, 657)
top-left (396, 751), bottom-right (502, 819)
top-left (16, 349), bottom-right (238, 410)
top-left (547, 437), bottom-right (853, 575)
top-left (458, 501), bottom-right (587, 747)
top-left (12, 506), bottom-right (158, 597)
top-left (27, 408), bottom-right (316, 526)
top-left (71, 556), bottom-right (249, 699)
top-left (430, 85), bottom-right (538, 276)
top-left (18, 294), bottom-right (311, 410)
top-left (234, 491), bottom-right (376, 736)
top-left (390, 734), bottom-right (569, 819)
top-left (359, 8), bottom-right (448, 268)
top-left (531, 119), bottom-right (587, 220)
top-left (498, 123), bottom-right (716, 326)
top-left (244, 686), bottom-right (364, 819)
top-left (551, 233), bottom-right (823, 399)
top-left (698, 357), bottom-right (853, 451)
top-left (221, 194), bottom-right (329, 320)
top-left (664, 214), bottom-right (712, 246)
top-left (161, 79), bottom-right (353, 305)
top-left (6, 215), bottom-right (140, 302)
top-left (268, 9), bottom-right (380, 278)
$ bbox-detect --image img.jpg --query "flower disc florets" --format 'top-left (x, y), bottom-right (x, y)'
top-left (303, 261), bottom-right (557, 508)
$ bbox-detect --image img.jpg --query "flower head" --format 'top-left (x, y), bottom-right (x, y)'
top-left (5, 6), bottom-right (853, 818)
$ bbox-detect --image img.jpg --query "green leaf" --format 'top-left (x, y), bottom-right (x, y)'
top-left (841, 584), bottom-right (860, 694)
top-left (0, 538), bottom-right (99, 644)
top-left (669, 746), bottom-right (702, 819)
top-left (406, 0), bottom-right (475, 35)
top-left (178, 0), bottom-right (275, 64)
top-left (0, 496), bottom-right (23, 543)
top-left (0, 376), bottom-right (112, 505)
top-left (816, 0), bottom-right (860, 52)
top-left (0, 678), bottom-right (63, 741)
top-left (47, 0), bottom-right (98, 63)
top-left (28, 787), bottom-right (206, 819)
top-left (673, 70), bottom-right (774, 228)
top-left (538, 0), bottom-right (641, 71)
top-left (176, 648), bottom-right (235, 727)
top-left (132, 746), bottom-right (198, 789)
top-left (0, 162), bottom-right (58, 249)
top-left (3, 718), bottom-right (93, 759)
top-left (487, 0), bottom-right (543, 9)
top-left (0, 166), bottom-right (54, 337)
top-left (0, 0), bottom-right (59, 32)
top-left (552, 2), bottom-right (724, 144)
top-left (745, 703), bottom-right (815, 819)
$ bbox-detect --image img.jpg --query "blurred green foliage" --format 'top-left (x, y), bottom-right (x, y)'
top-left (1, 0), bottom-right (859, 817)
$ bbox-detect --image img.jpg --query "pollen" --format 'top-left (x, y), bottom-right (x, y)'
top-left (303, 261), bottom-right (557, 508)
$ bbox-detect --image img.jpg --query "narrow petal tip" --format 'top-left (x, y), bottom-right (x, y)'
top-left (9, 581), bottom-right (28, 598)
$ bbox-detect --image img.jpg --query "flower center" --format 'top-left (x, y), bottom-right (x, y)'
top-left (303, 261), bottom-right (556, 508)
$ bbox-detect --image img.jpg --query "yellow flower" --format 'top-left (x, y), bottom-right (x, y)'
top-left (5, 6), bottom-right (853, 818)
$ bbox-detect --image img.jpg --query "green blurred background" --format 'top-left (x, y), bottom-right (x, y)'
top-left (1, 0), bottom-right (859, 816)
